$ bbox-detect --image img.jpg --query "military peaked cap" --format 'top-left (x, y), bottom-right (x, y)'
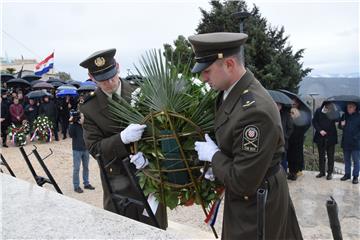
top-left (79, 48), bottom-right (117, 81)
top-left (188, 32), bottom-right (248, 73)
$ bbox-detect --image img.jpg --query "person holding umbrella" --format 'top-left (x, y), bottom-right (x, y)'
top-left (9, 97), bottom-right (25, 126)
top-left (58, 96), bottom-right (75, 140)
top-left (39, 96), bottom-right (59, 141)
top-left (338, 102), bottom-right (360, 184)
top-left (287, 98), bottom-right (311, 180)
top-left (0, 89), bottom-right (10, 147)
top-left (312, 102), bottom-right (338, 180)
top-left (268, 90), bottom-right (294, 172)
top-left (24, 98), bottom-right (39, 135)
top-left (277, 102), bottom-right (294, 172)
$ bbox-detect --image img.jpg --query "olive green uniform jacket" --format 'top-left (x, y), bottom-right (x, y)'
top-left (80, 79), bottom-right (166, 229)
top-left (212, 71), bottom-right (303, 239)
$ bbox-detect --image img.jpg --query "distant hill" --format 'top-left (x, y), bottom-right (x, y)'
top-left (299, 77), bottom-right (360, 98)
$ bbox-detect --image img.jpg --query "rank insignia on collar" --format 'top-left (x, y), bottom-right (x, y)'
top-left (242, 125), bottom-right (260, 152)
top-left (241, 90), bottom-right (255, 109)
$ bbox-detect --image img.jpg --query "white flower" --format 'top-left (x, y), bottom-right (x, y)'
top-left (192, 77), bottom-right (202, 86)
top-left (131, 87), bottom-right (141, 107)
top-left (201, 83), bottom-right (211, 95)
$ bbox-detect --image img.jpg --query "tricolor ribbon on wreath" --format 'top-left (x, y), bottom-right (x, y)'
top-left (204, 187), bottom-right (225, 227)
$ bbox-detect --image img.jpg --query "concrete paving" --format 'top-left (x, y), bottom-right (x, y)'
top-left (168, 171), bottom-right (360, 239)
top-left (289, 171), bottom-right (360, 239)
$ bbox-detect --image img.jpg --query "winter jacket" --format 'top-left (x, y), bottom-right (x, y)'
top-left (339, 112), bottom-right (360, 150)
top-left (312, 107), bottom-right (338, 145)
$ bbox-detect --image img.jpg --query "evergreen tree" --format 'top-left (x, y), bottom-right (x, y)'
top-left (163, 35), bottom-right (195, 74)
top-left (57, 71), bottom-right (71, 81)
top-left (164, 0), bottom-right (311, 92)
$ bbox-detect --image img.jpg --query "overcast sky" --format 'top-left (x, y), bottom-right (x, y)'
top-left (1, 0), bottom-right (359, 81)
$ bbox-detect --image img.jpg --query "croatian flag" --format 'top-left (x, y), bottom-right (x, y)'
top-left (35, 52), bottom-right (54, 76)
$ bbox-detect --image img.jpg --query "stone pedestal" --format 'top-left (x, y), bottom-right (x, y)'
top-left (0, 173), bottom-right (211, 239)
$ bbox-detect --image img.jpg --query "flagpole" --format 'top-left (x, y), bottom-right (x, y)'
top-left (52, 49), bottom-right (55, 75)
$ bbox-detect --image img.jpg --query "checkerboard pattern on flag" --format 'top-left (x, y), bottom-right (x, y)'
top-left (34, 52), bottom-right (54, 76)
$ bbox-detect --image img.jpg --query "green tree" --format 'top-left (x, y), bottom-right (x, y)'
top-left (163, 35), bottom-right (195, 74)
top-left (5, 68), bottom-right (16, 74)
top-left (57, 71), bottom-right (71, 81)
top-left (164, 0), bottom-right (311, 92)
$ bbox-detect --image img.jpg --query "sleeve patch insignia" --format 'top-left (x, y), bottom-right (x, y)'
top-left (242, 125), bottom-right (260, 152)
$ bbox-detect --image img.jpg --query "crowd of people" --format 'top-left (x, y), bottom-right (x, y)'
top-left (0, 86), bottom-right (96, 193)
top-left (276, 98), bottom-right (360, 184)
top-left (0, 88), bottom-right (81, 145)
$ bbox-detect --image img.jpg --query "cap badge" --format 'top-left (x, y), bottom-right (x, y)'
top-left (94, 57), bottom-right (106, 67)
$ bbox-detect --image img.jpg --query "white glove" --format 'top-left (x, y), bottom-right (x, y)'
top-left (194, 134), bottom-right (219, 162)
top-left (130, 152), bottom-right (149, 170)
top-left (120, 124), bottom-right (146, 144)
top-left (200, 167), bottom-right (215, 181)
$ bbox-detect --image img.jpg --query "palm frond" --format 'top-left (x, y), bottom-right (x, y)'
top-left (107, 98), bottom-right (145, 124)
top-left (108, 49), bottom-right (216, 131)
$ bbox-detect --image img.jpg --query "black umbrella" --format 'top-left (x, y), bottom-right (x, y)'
top-left (30, 80), bottom-right (43, 86)
top-left (26, 90), bottom-right (52, 99)
top-left (279, 89), bottom-right (312, 128)
top-left (324, 95), bottom-right (360, 112)
top-left (67, 80), bottom-right (81, 88)
top-left (6, 78), bottom-right (31, 88)
top-left (22, 74), bottom-right (42, 82)
top-left (49, 81), bottom-right (64, 88)
top-left (77, 84), bottom-right (96, 92)
top-left (32, 82), bottom-right (54, 90)
top-left (47, 78), bottom-right (65, 84)
top-left (0, 74), bottom-right (15, 82)
top-left (125, 75), bottom-right (143, 85)
top-left (267, 90), bottom-right (293, 107)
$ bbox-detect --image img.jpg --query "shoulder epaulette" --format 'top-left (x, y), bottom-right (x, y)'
top-left (241, 89), bottom-right (256, 109)
top-left (82, 91), bottom-right (96, 105)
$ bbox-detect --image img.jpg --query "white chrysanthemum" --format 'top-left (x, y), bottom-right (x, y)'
top-left (192, 77), bottom-right (202, 86)
top-left (131, 87), bottom-right (141, 107)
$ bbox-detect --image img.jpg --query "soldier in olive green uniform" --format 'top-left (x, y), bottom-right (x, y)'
top-left (79, 49), bottom-right (166, 229)
top-left (191, 33), bottom-right (303, 239)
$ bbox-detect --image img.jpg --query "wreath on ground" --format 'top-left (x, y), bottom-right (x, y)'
top-left (31, 115), bottom-right (54, 142)
top-left (7, 120), bottom-right (30, 146)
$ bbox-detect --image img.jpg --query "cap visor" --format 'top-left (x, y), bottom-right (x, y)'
top-left (191, 62), bottom-right (213, 73)
top-left (92, 67), bottom-right (118, 81)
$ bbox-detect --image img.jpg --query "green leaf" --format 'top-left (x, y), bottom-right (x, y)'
top-left (165, 191), bottom-right (179, 210)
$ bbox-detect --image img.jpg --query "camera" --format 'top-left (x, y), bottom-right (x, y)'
top-left (69, 109), bottom-right (81, 123)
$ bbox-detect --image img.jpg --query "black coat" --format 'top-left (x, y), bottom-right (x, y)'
top-left (280, 109), bottom-right (294, 150)
top-left (80, 80), bottom-right (167, 229)
top-left (312, 107), bottom-right (338, 145)
top-left (39, 100), bottom-right (58, 124)
top-left (339, 112), bottom-right (360, 150)
top-left (1, 100), bottom-right (10, 128)
top-left (24, 103), bottom-right (39, 123)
